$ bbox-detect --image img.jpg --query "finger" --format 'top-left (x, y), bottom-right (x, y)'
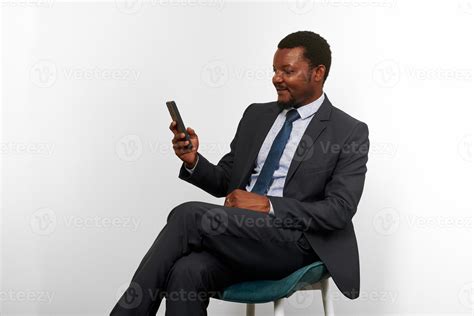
top-left (169, 121), bottom-right (178, 134)
top-left (187, 127), bottom-right (195, 135)
top-left (176, 147), bottom-right (193, 155)
top-left (172, 132), bottom-right (186, 143)
top-left (173, 140), bottom-right (191, 148)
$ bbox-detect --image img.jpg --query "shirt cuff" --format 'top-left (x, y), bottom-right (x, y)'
top-left (268, 199), bottom-right (275, 216)
top-left (184, 156), bottom-right (199, 174)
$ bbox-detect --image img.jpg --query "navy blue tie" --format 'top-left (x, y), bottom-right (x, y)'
top-left (251, 109), bottom-right (300, 195)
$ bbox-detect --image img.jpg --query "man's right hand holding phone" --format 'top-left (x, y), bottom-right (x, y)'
top-left (169, 121), bottom-right (199, 169)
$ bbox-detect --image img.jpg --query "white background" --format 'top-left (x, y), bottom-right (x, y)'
top-left (1, 0), bottom-right (472, 315)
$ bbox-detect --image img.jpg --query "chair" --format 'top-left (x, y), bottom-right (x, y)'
top-left (217, 261), bottom-right (334, 316)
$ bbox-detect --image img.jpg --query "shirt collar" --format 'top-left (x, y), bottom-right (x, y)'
top-left (284, 92), bottom-right (325, 120)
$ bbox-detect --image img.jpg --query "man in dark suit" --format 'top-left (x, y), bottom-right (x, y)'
top-left (111, 31), bottom-right (369, 316)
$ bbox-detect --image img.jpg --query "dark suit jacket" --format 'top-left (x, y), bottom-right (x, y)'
top-left (179, 95), bottom-right (369, 299)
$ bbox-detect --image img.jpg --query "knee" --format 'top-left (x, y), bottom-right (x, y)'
top-left (167, 201), bottom-right (206, 223)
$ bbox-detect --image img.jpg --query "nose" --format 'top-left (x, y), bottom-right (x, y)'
top-left (273, 70), bottom-right (283, 85)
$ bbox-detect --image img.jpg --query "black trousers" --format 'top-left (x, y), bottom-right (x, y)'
top-left (110, 201), bottom-right (320, 316)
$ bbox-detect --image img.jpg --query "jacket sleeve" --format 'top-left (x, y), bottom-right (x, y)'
top-left (268, 122), bottom-right (370, 233)
top-left (178, 104), bottom-right (253, 197)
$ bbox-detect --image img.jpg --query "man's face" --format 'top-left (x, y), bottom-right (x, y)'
top-left (272, 47), bottom-right (322, 109)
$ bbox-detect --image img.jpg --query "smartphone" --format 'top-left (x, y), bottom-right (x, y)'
top-left (166, 101), bottom-right (193, 150)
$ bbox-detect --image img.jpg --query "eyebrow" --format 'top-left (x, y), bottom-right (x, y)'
top-left (272, 64), bottom-right (294, 68)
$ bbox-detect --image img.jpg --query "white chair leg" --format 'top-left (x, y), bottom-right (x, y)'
top-left (320, 278), bottom-right (335, 316)
top-left (274, 298), bottom-right (285, 316)
top-left (246, 303), bottom-right (255, 316)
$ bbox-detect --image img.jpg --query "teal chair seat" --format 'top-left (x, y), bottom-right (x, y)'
top-left (217, 261), bottom-right (334, 315)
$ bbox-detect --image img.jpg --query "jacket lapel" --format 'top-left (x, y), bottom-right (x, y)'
top-left (283, 96), bottom-right (332, 190)
top-left (237, 103), bottom-right (281, 189)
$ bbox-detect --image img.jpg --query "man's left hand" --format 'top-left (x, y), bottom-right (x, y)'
top-left (224, 189), bottom-right (270, 213)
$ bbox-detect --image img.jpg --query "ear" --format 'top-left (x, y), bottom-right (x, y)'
top-left (313, 65), bottom-right (326, 82)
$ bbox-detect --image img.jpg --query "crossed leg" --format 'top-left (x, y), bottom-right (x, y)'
top-left (110, 201), bottom-right (319, 316)
top-left (163, 251), bottom-right (236, 316)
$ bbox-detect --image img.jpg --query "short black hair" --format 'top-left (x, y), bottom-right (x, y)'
top-left (278, 31), bottom-right (332, 82)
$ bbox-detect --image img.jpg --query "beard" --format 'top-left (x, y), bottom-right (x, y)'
top-left (276, 95), bottom-right (298, 111)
